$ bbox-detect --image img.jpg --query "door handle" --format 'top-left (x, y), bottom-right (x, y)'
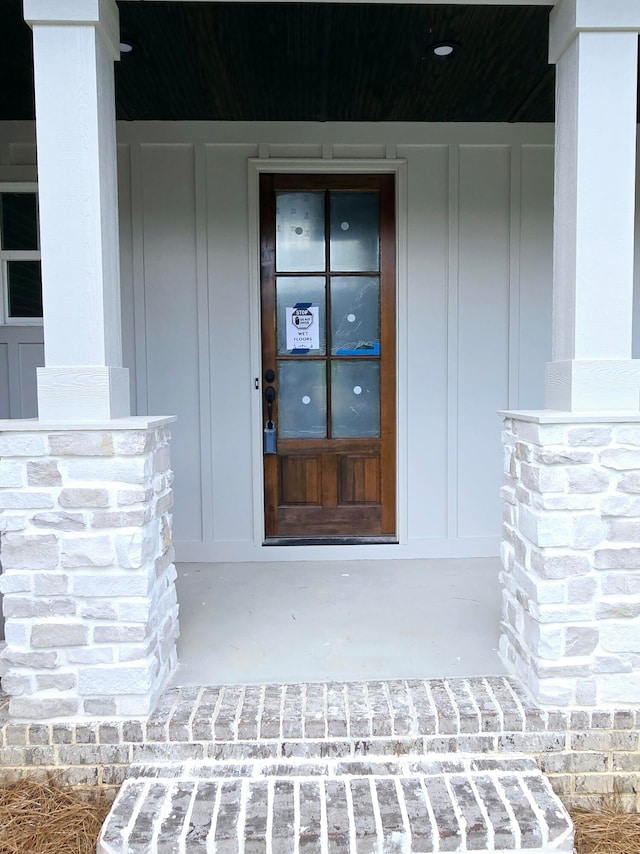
top-left (264, 385), bottom-right (277, 454)
top-left (265, 385), bottom-right (276, 427)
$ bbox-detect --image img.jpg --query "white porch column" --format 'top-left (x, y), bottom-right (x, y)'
top-left (24, 0), bottom-right (129, 421)
top-left (545, 0), bottom-right (640, 411)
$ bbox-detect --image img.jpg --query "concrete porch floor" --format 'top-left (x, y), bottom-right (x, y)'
top-left (171, 557), bottom-right (506, 686)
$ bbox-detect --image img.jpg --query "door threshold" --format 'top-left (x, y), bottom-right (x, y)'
top-left (263, 536), bottom-right (399, 546)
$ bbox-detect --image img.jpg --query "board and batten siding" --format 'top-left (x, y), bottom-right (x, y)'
top-left (1, 121), bottom-right (562, 561)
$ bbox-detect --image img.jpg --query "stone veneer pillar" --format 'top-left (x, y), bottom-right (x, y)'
top-left (0, 419), bottom-right (178, 719)
top-left (501, 413), bottom-right (640, 707)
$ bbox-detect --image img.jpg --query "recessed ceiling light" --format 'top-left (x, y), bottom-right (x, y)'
top-left (426, 41), bottom-right (462, 60)
top-left (119, 42), bottom-right (134, 54)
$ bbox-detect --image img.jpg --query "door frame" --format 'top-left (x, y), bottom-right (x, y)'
top-left (248, 157), bottom-right (408, 556)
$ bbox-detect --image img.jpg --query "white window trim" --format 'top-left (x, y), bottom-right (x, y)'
top-left (0, 182), bottom-right (43, 326)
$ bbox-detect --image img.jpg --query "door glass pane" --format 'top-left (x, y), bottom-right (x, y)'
top-left (1, 193), bottom-right (38, 250)
top-left (331, 361), bottom-right (380, 438)
top-left (330, 192), bottom-right (379, 272)
top-left (7, 261), bottom-right (42, 317)
top-left (278, 361), bottom-right (327, 438)
top-left (276, 192), bottom-right (325, 273)
top-left (331, 276), bottom-right (380, 355)
top-left (277, 277), bottom-right (326, 355)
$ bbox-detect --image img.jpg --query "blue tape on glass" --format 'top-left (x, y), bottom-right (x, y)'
top-left (336, 343), bottom-right (380, 356)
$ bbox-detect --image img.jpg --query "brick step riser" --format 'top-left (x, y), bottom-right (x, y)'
top-left (98, 757), bottom-right (574, 853)
top-left (1, 676), bottom-right (639, 808)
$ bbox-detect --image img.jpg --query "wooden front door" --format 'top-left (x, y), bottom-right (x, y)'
top-left (260, 173), bottom-right (396, 543)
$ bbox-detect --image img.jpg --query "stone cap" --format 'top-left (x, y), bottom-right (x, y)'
top-left (499, 409), bottom-right (640, 424)
top-left (0, 416), bottom-right (176, 432)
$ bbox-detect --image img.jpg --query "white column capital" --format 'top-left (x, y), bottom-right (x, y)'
top-left (550, 0), bottom-right (640, 63)
top-left (24, 0), bottom-right (120, 60)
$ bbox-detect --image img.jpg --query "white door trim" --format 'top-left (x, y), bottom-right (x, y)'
top-left (247, 157), bottom-right (408, 555)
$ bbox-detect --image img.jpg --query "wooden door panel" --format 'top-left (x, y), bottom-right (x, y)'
top-left (280, 456), bottom-right (322, 505)
top-left (339, 456), bottom-right (381, 505)
top-left (261, 173), bottom-right (396, 542)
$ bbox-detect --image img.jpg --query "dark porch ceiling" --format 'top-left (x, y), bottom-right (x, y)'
top-left (1, 1), bottom-right (557, 123)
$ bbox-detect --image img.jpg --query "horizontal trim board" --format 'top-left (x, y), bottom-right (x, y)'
top-left (112, 122), bottom-right (555, 147)
top-left (119, 0), bottom-right (555, 5)
top-left (250, 158), bottom-right (404, 173)
top-left (175, 537), bottom-right (500, 563)
top-left (264, 537), bottom-right (399, 546)
top-left (0, 168), bottom-right (37, 182)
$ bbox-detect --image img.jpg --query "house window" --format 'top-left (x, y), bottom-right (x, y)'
top-left (0, 184), bottom-right (42, 324)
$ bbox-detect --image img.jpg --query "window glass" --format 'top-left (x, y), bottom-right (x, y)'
top-left (7, 261), bottom-right (43, 318)
top-left (330, 191), bottom-right (379, 272)
top-left (277, 277), bottom-right (326, 355)
top-left (331, 360), bottom-right (380, 438)
top-left (276, 192), bottom-right (325, 273)
top-left (1, 193), bottom-right (38, 250)
top-left (330, 276), bottom-right (380, 355)
top-left (0, 190), bottom-right (42, 322)
top-left (278, 361), bottom-right (327, 439)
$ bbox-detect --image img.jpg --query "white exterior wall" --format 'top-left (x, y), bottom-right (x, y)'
top-left (1, 121), bottom-right (560, 561)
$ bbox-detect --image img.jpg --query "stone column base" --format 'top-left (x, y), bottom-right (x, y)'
top-left (0, 416), bottom-right (179, 719)
top-left (500, 410), bottom-right (640, 707)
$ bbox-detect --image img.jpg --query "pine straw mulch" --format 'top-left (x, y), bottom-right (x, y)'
top-left (0, 778), bottom-right (110, 854)
top-left (569, 802), bottom-right (640, 854)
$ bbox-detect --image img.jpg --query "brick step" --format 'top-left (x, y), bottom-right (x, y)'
top-left (98, 755), bottom-right (574, 853)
